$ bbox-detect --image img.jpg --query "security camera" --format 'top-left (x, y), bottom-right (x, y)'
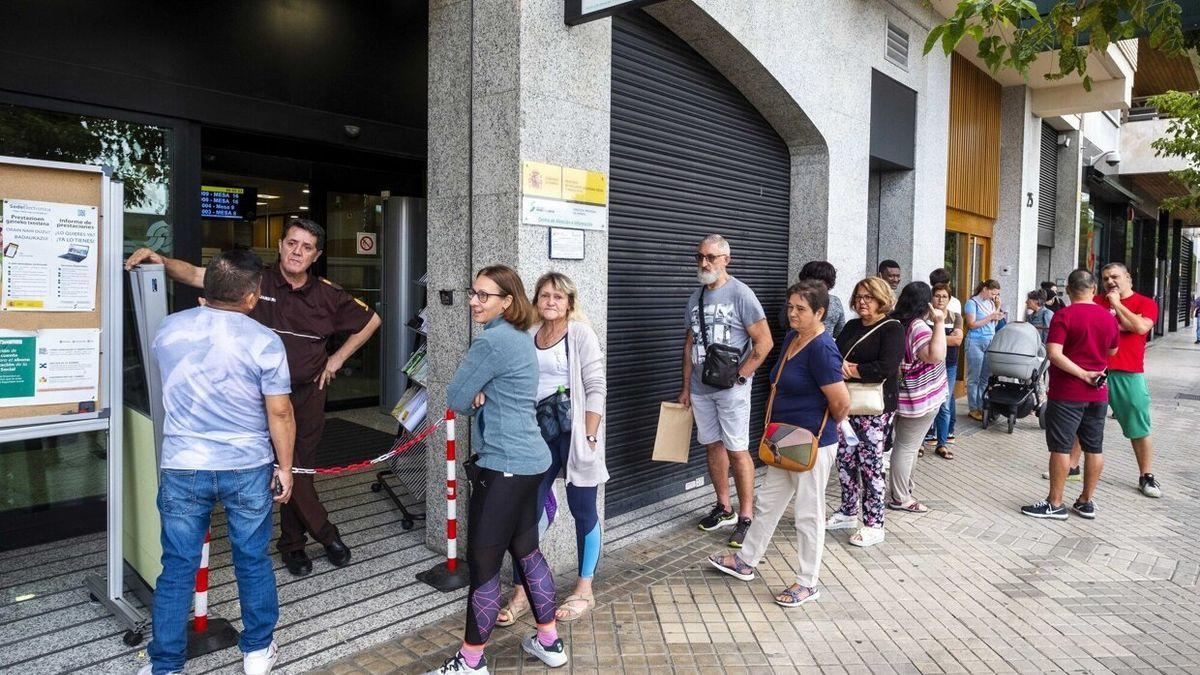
top-left (1104, 150), bottom-right (1121, 166)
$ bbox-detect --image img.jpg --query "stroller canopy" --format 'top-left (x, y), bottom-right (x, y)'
top-left (986, 322), bottom-right (1047, 381)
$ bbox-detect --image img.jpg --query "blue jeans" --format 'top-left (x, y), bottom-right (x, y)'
top-left (935, 363), bottom-right (958, 446)
top-left (965, 336), bottom-right (991, 412)
top-left (148, 464), bottom-right (277, 673)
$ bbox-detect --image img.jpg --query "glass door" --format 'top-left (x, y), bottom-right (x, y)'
top-left (323, 192), bottom-right (383, 408)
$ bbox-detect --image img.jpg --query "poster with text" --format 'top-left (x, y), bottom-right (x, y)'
top-left (1, 199), bottom-right (99, 311)
top-left (0, 328), bottom-right (100, 407)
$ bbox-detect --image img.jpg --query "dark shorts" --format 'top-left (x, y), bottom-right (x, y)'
top-left (1045, 399), bottom-right (1108, 455)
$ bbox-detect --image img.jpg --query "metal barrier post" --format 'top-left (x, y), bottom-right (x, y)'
top-left (417, 409), bottom-right (470, 591)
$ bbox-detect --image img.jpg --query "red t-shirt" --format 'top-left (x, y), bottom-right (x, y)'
top-left (1046, 302), bottom-right (1119, 402)
top-left (1095, 292), bottom-right (1157, 373)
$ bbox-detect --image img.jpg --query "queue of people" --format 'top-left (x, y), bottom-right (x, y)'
top-left (126, 224), bottom-right (1166, 674)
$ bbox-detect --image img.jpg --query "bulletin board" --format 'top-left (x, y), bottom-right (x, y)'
top-left (0, 159), bottom-right (106, 424)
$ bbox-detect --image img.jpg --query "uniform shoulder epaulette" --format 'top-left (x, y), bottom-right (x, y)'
top-left (319, 277), bottom-right (344, 291)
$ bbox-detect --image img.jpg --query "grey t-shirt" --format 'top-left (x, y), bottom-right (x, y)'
top-left (686, 276), bottom-right (766, 395)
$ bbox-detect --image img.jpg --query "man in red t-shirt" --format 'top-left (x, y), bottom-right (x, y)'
top-left (1096, 263), bottom-right (1161, 498)
top-left (1022, 269), bottom-right (1119, 521)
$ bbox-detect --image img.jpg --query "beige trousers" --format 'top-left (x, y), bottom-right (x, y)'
top-left (737, 442), bottom-right (837, 588)
top-left (886, 408), bottom-right (939, 506)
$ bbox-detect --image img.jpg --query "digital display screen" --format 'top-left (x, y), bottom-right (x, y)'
top-left (201, 185), bottom-right (258, 220)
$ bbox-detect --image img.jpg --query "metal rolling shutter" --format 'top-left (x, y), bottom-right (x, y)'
top-left (606, 10), bottom-right (791, 517)
top-left (1179, 236), bottom-right (1194, 325)
top-left (1038, 123), bottom-right (1058, 248)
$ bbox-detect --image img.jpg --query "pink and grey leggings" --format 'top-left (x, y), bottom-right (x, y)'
top-left (465, 467), bottom-right (556, 646)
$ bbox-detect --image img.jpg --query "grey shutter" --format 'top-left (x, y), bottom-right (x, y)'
top-left (1038, 123), bottom-right (1058, 248)
top-left (606, 10), bottom-right (791, 516)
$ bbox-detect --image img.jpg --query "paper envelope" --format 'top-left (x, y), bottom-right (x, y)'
top-left (652, 402), bottom-right (694, 463)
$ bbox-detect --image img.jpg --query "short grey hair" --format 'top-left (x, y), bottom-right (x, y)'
top-left (699, 234), bottom-right (730, 254)
top-left (1101, 262), bottom-right (1129, 275)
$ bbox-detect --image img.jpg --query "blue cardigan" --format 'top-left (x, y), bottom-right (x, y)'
top-left (447, 316), bottom-right (550, 476)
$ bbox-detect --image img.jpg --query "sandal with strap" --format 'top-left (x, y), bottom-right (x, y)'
top-left (935, 446), bottom-right (954, 460)
top-left (886, 500), bottom-right (929, 513)
top-left (775, 583), bottom-right (820, 607)
top-left (707, 552), bottom-right (755, 581)
top-left (849, 525), bottom-right (885, 548)
top-left (496, 595), bottom-right (529, 627)
top-left (555, 593), bottom-right (595, 622)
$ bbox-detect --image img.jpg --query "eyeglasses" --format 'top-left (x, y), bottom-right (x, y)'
top-left (694, 253), bottom-right (729, 264)
top-left (466, 288), bottom-right (507, 303)
top-left (852, 294), bottom-right (876, 303)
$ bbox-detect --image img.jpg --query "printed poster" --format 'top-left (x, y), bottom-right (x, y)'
top-left (1, 199), bottom-right (99, 311)
top-left (0, 328), bottom-right (100, 408)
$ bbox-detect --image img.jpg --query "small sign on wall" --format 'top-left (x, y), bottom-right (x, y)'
top-left (549, 227), bottom-right (585, 260)
top-left (356, 232), bottom-right (377, 255)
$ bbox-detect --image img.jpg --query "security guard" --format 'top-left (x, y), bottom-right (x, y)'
top-left (127, 219), bottom-right (382, 576)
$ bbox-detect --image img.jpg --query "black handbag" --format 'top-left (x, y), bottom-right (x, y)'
top-left (535, 333), bottom-right (573, 442)
top-left (697, 285), bottom-right (746, 389)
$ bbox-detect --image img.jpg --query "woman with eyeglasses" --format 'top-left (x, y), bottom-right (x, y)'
top-left (825, 276), bottom-right (904, 548)
top-left (429, 265), bottom-right (566, 674)
top-left (496, 271), bottom-right (607, 627)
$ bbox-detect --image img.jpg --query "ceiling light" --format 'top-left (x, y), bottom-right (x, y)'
top-left (256, 202), bottom-right (267, 206)
top-left (302, 188), bottom-right (310, 194)
top-left (289, 214), bottom-right (299, 219)
top-left (259, 194), bottom-right (280, 200)
top-left (298, 206), bottom-right (309, 211)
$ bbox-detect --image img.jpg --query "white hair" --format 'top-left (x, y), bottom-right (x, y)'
top-left (699, 234), bottom-right (730, 254)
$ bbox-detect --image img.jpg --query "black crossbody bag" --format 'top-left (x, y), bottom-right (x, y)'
top-left (697, 285), bottom-right (747, 390)
top-left (535, 333), bottom-right (573, 443)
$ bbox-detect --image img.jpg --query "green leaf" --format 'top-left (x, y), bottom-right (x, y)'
top-left (923, 25), bottom-right (946, 55)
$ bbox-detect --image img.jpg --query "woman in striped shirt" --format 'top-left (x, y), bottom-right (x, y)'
top-left (885, 282), bottom-right (947, 514)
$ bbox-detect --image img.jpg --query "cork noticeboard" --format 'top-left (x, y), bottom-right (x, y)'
top-left (0, 161), bottom-right (105, 422)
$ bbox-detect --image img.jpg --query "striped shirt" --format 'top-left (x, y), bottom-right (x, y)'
top-left (897, 319), bottom-right (947, 417)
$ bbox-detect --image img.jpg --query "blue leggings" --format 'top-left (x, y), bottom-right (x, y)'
top-left (514, 431), bottom-right (602, 583)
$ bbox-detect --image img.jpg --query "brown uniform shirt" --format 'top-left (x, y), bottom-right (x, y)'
top-left (250, 263), bottom-right (376, 385)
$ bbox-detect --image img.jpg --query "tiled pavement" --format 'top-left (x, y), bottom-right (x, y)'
top-left (315, 328), bottom-right (1200, 675)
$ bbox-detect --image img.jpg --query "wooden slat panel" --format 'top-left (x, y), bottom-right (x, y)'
top-left (946, 53), bottom-right (1001, 221)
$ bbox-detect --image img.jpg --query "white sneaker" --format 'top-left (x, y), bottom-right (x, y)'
top-left (242, 641), bottom-right (278, 675)
top-left (425, 652), bottom-right (489, 674)
top-left (521, 634), bottom-right (568, 668)
top-left (849, 525), bottom-right (885, 548)
top-left (825, 512), bottom-right (858, 530)
top-left (137, 665), bottom-right (182, 675)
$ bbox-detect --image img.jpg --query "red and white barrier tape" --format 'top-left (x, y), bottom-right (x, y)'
top-left (285, 418), bottom-right (445, 475)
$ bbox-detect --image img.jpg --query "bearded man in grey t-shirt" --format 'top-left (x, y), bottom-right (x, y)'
top-left (677, 234), bottom-right (773, 548)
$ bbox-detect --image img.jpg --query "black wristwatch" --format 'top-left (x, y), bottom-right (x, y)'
top-left (586, 434), bottom-right (598, 443)
top-left (736, 375), bottom-right (748, 385)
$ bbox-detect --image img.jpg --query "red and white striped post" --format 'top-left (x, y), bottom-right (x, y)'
top-left (193, 530), bottom-right (211, 632)
top-left (417, 409), bottom-right (470, 591)
top-left (186, 529), bottom-right (238, 656)
top-left (445, 409), bottom-right (458, 572)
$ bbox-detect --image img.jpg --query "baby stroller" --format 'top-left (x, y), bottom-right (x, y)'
top-left (981, 322), bottom-right (1049, 434)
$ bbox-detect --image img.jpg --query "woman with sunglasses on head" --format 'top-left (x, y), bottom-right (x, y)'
top-left (497, 271), bottom-right (607, 627)
top-left (427, 265), bottom-right (565, 674)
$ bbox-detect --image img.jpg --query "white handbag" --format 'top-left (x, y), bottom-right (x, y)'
top-left (843, 319), bottom-right (899, 416)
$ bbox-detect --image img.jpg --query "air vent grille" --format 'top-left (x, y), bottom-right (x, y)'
top-left (886, 22), bottom-right (909, 69)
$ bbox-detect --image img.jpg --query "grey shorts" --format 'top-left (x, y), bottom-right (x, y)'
top-left (1045, 399), bottom-right (1108, 455)
top-left (691, 383), bottom-right (753, 452)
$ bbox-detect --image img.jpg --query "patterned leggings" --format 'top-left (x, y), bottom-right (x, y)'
top-left (465, 468), bottom-right (556, 646)
top-left (836, 413), bottom-right (895, 528)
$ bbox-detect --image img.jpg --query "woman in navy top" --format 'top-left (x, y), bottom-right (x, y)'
top-left (707, 280), bottom-right (849, 608)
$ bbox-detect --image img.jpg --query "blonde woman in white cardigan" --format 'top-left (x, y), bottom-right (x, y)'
top-left (496, 271), bottom-right (608, 626)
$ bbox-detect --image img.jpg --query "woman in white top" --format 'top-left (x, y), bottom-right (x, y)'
top-left (497, 272), bottom-right (608, 625)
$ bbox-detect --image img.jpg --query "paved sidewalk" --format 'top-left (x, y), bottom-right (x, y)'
top-left (315, 329), bottom-right (1200, 675)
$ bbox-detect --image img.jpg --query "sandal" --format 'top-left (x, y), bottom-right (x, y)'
top-left (774, 583), bottom-right (820, 607)
top-left (918, 446), bottom-right (925, 457)
top-left (707, 552), bottom-right (755, 581)
top-left (496, 595), bottom-right (529, 627)
top-left (886, 500), bottom-right (929, 513)
top-left (848, 526), bottom-right (885, 548)
top-left (555, 593), bottom-right (595, 622)
top-left (935, 446), bottom-right (954, 460)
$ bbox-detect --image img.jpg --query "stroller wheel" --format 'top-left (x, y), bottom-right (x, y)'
top-left (982, 408), bottom-right (991, 429)
top-left (1007, 416), bottom-right (1015, 434)
top-left (1038, 403), bottom-right (1047, 429)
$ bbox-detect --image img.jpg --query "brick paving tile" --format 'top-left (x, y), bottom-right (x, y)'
top-left (308, 331), bottom-right (1200, 673)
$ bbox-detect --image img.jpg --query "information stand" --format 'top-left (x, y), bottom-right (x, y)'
top-left (0, 156), bottom-right (138, 642)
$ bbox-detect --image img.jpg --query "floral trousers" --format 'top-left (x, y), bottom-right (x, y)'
top-left (836, 412), bottom-right (895, 528)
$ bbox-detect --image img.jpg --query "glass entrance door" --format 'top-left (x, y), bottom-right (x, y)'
top-left (323, 192), bottom-right (383, 408)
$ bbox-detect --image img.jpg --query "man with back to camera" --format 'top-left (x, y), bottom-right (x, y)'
top-left (678, 234), bottom-right (773, 549)
top-left (1041, 280), bottom-right (1067, 314)
top-left (1095, 262), bottom-right (1162, 498)
top-left (126, 219), bottom-right (382, 575)
top-left (141, 250), bottom-right (294, 675)
top-left (1021, 269), bottom-right (1118, 521)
